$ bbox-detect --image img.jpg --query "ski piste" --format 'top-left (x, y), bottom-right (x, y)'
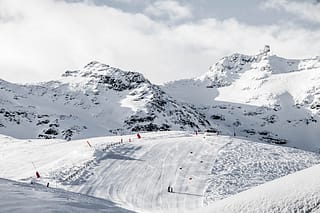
top-left (1, 131), bottom-right (320, 212)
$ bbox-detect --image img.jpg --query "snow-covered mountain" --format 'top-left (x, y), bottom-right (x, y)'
top-left (1, 48), bottom-right (320, 152)
top-left (2, 47), bottom-right (320, 212)
top-left (0, 61), bottom-right (209, 140)
top-left (164, 48), bottom-right (320, 152)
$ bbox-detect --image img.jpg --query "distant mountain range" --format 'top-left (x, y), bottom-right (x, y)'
top-left (1, 47), bottom-right (319, 151)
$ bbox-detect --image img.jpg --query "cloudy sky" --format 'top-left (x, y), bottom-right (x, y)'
top-left (0, 0), bottom-right (320, 84)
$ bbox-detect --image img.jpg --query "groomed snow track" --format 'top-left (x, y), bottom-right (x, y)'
top-left (1, 132), bottom-right (320, 213)
top-left (62, 132), bottom-right (320, 212)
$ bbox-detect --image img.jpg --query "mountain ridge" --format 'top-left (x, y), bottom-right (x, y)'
top-left (1, 49), bottom-right (320, 152)
top-left (0, 61), bottom-right (210, 140)
top-left (163, 49), bottom-right (320, 152)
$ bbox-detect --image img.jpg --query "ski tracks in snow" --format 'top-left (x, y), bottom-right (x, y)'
top-left (57, 133), bottom-right (320, 212)
top-left (67, 134), bottom-right (229, 212)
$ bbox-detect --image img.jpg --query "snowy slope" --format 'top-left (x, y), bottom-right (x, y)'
top-left (163, 49), bottom-right (320, 152)
top-left (1, 48), bottom-right (320, 212)
top-left (198, 163), bottom-right (320, 213)
top-left (1, 132), bottom-right (319, 212)
top-left (0, 178), bottom-right (134, 213)
top-left (0, 62), bottom-right (209, 140)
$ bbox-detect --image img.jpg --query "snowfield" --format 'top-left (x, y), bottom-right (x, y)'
top-left (199, 163), bottom-right (320, 213)
top-left (1, 131), bottom-right (320, 212)
top-left (0, 178), bottom-right (133, 213)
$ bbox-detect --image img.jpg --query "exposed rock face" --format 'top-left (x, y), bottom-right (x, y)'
top-left (0, 61), bottom-right (210, 140)
top-left (1, 51), bottom-right (320, 152)
top-left (163, 51), bottom-right (320, 152)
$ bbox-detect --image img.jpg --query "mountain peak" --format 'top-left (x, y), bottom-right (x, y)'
top-left (197, 48), bottom-right (320, 88)
top-left (196, 52), bottom-right (255, 87)
top-left (61, 61), bottom-right (111, 78)
top-left (61, 61), bottom-right (150, 91)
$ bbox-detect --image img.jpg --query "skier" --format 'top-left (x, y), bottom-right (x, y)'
top-left (36, 171), bottom-right (40, 178)
top-left (168, 186), bottom-right (171, 192)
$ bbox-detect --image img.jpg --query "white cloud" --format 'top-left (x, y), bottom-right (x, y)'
top-left (263, 0), bottom-right (320, 23)
top-left (0, 0), bottom-right (320, 85)
top-left (144, 0), bottom-right (192, 22)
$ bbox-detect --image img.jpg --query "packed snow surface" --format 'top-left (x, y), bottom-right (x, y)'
top-left (1, 131), bottom-right (319, 212)
top-left (199, 163), bottom-right (320, 213)
top-left (0, 178), bottom-right (133, 213)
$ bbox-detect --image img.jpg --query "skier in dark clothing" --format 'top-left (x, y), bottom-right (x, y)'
top-left (168, 186), bottom-right (171, 192)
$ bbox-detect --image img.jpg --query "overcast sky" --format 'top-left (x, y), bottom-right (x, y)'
top-left (0, 0), bottom-right (320, 84)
